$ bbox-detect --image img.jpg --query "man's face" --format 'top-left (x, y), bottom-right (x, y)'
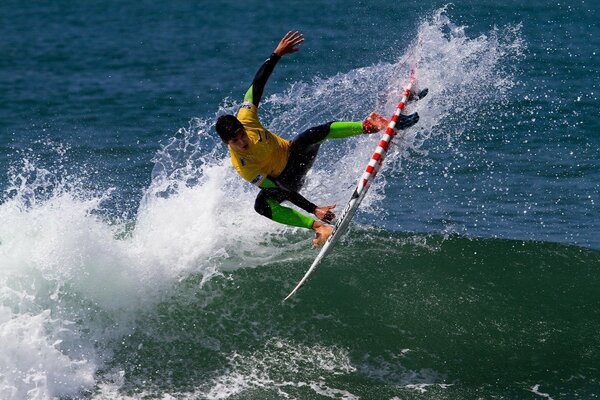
top-left (226, 128), bottom-right (250, 151)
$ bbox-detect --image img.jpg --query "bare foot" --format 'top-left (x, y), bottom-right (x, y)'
top-left (312, 221), bottom-right (333, 247)
top-left (364, 112), bottom-right (389, 133)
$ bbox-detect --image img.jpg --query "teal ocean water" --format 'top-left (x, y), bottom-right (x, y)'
top-left (1, 1), bottom-right (599, 399)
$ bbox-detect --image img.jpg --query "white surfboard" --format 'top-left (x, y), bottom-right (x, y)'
top-left (283, 76), bottom-right (417, 301)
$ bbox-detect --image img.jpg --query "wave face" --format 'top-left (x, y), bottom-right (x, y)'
top-left (0, 2), bottom-right (598, 399)
top-left (98, 233), bottom-right (600, 399)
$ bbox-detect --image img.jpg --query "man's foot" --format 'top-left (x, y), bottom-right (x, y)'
top-left (363, 112), bottom-right (389, 134)
top-left (396, 112), bottom-right (419, 130)
top-left (312, 221), bottom-right (333, 247)
top-left (408, 87), bottom-right (428, 102)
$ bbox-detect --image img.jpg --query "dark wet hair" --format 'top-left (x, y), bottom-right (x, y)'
top-left (215, 115), bottom-right (243, 142)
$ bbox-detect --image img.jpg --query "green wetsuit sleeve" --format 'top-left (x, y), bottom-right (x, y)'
top-left (326, 121), bottom-right (364, 139)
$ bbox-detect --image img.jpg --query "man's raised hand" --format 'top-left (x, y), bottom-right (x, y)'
top-left (274, 31), bottom-right (304, 57)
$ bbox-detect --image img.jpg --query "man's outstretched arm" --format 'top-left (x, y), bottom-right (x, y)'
top-left (255, 184), bottom-right (335, 246)
top-left (243, 31), bottom-right (304, 108)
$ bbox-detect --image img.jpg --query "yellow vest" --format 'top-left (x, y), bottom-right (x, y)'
top-left (229, 103), bottom-right (290, 185)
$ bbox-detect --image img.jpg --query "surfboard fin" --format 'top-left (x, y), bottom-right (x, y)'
top-left (396, 112), bottom-right (420, 130)
top-left (408, 87), bottom-right (428, 102)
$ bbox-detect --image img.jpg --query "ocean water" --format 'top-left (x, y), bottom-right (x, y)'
top-left (1, 1), bottom-right (599, 399)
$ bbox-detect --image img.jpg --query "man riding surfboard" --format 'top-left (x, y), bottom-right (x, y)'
top-left (215, 31), bottom-right (421, 246)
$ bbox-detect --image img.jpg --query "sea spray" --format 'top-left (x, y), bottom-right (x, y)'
top-left (0, 131), bottom-right (300, 400)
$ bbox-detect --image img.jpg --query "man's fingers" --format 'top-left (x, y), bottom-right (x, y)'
top-left (284, 31), bottom-right (304, 45)
top-left (287, 30), bottom-right (302, 39)
top-left (324, 211), bottom-right (335, 223)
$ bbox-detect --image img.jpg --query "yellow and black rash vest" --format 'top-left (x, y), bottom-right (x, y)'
top-left (226, 52), bottom-right (318, 229)
top-left (229, 103), bottom-right (290, 186)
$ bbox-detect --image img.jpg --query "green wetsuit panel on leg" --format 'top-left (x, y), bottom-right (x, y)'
top-left (326, 121), bottom-right (363, 139)
top-left (267, 199), bottom-right (314, 229)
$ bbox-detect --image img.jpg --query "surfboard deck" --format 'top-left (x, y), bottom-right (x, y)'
top-left (283, 74), bottom-right (420, 301)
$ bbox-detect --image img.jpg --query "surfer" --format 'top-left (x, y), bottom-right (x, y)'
top-left (216, 31), bottom-right (420, 246)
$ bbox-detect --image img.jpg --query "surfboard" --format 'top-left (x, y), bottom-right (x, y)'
top-left (283, 74), bottom-right (418, 301)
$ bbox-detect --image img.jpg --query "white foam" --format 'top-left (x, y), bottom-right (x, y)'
top-left (202, 338), bottom-right (357, 399)
top-left (530, 384), bottom-right (555, 399)
top-left (309, 382), bottom-right (360, 400)
top-left (0, 307), bottom-right (95, 400)
top-left (0, 161), bottom-right (292, 398)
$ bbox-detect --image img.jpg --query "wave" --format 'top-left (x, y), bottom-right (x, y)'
top-left (97, 231), bottom-right (600, 399)
top-left (0, 8), bottom-right (529, 400)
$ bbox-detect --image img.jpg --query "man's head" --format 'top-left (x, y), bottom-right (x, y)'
top-left (216, 114), bottom-right (249, 151)
top-left (216, 115), bottom-right (243, 142)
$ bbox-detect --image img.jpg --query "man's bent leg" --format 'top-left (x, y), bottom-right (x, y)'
top-left (255, 189), bottom-right (333, 246)
top-left (293, 121), bottom-right (364, 145)
top-left (277, 121), bottom-right (363, 190)
top-left (254, 189), bottom-right (314, 229)
top-left (275, 124), bottom-right (329, 191)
